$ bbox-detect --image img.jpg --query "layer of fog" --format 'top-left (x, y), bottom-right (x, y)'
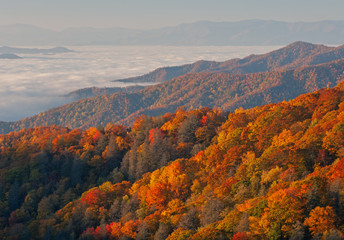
top-left (0, 45), bottom-right (280, 122)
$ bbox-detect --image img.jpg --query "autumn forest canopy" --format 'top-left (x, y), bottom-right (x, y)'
top-left (1, 42), bottom-right (344, 239)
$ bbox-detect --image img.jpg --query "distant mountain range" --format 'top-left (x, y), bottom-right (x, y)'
top-left (0, 53), bottom-right (22, 59)
top-left (1, 20), bottom-right (344, 46)
top-left (2, 41), bottom-right (344, 134)
top-left (116, 41), bottom-right (344, 83)
top-left (0, 46), bottom-right (74, 54)
top-left (75, 41), bottom-right (344, 98)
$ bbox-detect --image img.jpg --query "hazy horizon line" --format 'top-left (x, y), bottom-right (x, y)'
top-left (3, 18), bottom-right (344, 32)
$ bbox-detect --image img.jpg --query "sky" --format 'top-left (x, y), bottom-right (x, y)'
top-left (0, 0), bottom-right (344, 30)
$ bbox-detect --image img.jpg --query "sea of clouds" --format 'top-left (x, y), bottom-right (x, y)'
top-left (0, 45), bottom-right (280, 122)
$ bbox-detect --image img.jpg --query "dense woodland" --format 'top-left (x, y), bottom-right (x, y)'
top-left (1, 82), bottom-right (344, 239)
top-left (0, 107), bottom-right (226, 239)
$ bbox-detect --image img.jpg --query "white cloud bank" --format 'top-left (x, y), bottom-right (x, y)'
top-left (0, 45), bottom-right (280, 121)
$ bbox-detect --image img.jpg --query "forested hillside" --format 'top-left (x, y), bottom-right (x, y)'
top-left (0, 108), bottom-right (225, 239)
top-left (3, 58), bottom-right (344, 134)
top-left (1, 83), bottom-right (344, 239)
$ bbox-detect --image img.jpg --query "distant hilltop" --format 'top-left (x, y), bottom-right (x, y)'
top-left (0, 53), bottom-right (22, 59)
top-left (0, 46), bottom-right (74, 54)
top-left (1, 20), bottom-right (344, 46)
top-left (64, 85), bottom-right (146, 101)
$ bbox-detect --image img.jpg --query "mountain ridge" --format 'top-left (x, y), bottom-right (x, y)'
top-left (0, 46), bottom-right (74, 54)
top-left (116, 41), bottom-right (343, 83)
top-left (3, 57), bottom-right (344, 134)
top-left (64, 85), bottom-right (146, 101)
top-left (2, 20), bottom-right (344, 46)
top-left (2, 42), bottom-right (344, 134)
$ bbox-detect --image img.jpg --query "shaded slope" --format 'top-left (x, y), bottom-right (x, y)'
top-left (0, 121), bottom-right (12, 134)
top-left (64, 85), bottom-right (146, 101)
